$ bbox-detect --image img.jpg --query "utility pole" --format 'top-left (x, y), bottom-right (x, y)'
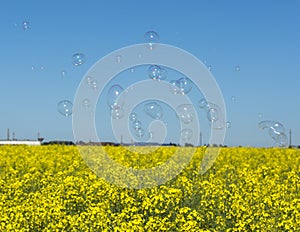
top-left (199, 132), bottom-right (202, 146)
top-left (289, 129), bottom-right (292, 147)
top-left (7, 128), bottom-right (10, 141)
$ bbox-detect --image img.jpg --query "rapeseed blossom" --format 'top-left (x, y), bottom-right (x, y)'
top-left (0, 145), bottom-right (300, 231)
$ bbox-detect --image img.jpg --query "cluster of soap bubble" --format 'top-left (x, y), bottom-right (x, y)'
top-left (85, 76), bottom-right (98, 90)
top-left (169, 77), bottom-right (193, 95)
top-left (198, 98), bottom-right (229, 129)
top-left (107, 84), bottom-right (125, 119)
top-left (175, 104), bottom-right (195, 142)
top-left (144, 31), bottom-right (159, 50)
top-left (129, 113), bottom-right (145, 138)
top-left (258, 120), bottom-right (288, 147)
top-left (57, 53), bottom-right (87, 116)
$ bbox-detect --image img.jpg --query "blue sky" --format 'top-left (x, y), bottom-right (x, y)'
top-left (0, 0), bottom-right (299, 147)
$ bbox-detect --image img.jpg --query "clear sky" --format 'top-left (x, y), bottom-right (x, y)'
top-left (0, 0), bottom-right (300, 147)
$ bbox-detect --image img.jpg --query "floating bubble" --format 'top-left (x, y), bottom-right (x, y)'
top-left (176, 104), bottom-right (195, 124)
top-left (268, 128), bottom-right (281, 140)
top-left (129, 113), bottom-right (137, 121)
top-left (57, 100), bottom-right (73, 116)
top-left (276, 133), bottom-right (288, 147)
top-left (40, 65), bottom-right (45, 71)
top-left (22, 21), bottom-right (30, 31)
top-left (258, 120), bottom-right (287, 147)
top-left (111, 105), bottom-right (124, 119)
top-left (148, 65), bottom-right (167, 81)
top-left (258, 113), bottom-right (263, 118)
top-left (207, 107), bottom-right (219, 122)
top-left (198, 98), bottom-right (208, 109)
top-left (132, 120), bottom-right (142, 131)
top-left (231, 96), bottom-right (236, 103)
top-left (148, 65), bottom-right (161, 80)
top-left (207, 65), bottom-right (212, 71)
top-left (258, 121), bottom-right (285, 133)
top-left (82, 99), bottom-right (90, 108)
top-left (107, 84), bottom-right (124, 108)
top-left (135, 128), bottom-right (145, 138)
top-left (269, 122), bottom-right (285, 134)
top-left (72, 53), bottom-right (86, 66)
top-left (235, 66), bottom-right (240, 72)
top-left (61, 70), bottom-right (67, 77)
top-left (181, 129), bottom-right (193, 141)
top-left (144, 31), bottom-right (159, 50)
top-left (149, 131), bottom-right (153, 139)
top-left (91, 80), bottom-right (98, 90)
top-left (169, 80), bottom-right (180, 94)
top-left (116, 55), bottom-right (122, 63)
top-left (226, 121), bottom-right (231, 128)
top-left (144, 102), bottom-right (163, 120)
top-left (86, 76), bottom-right (93, 85)
top-left (31, 65), bottom-right (35, 71)
top-left (177, 77), bottom-right (192, 95)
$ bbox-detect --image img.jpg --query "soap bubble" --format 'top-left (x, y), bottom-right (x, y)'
top-left (57, 100), bottom-right (73, 116)
top-left (86, 76), bottom-right (93, 85)
top-left (226, 121), bottom-right (231, 128)
top-left (116, 55), bottom-right (122, 63)
top-left (22, 21), bottom-right (30, 31)
top-left (258, 121), bottom-right (284, 133)
top-left (111, 105), bottom-right (124, 119)
top-left (61, 70), bottom-right (67, 77)
top-left (129, 113), bottom-right (137, 121)
top-left (82, 99), bottom-right (90, 108)
top-left (276, 133), bottom-right (288, 147)
top-left (177, 77), bottom-right (192, 95)
top-left (176, 104), bottom-right (195, 124)
top-left (132, 120), bottom-right (142, 131)
top-left (144, 102), bottom-right (163, 120)
top-left (169, 80), bottom-right (180, 94)
top-left (258, 120), bottom-right (287, 147)
top-left (198, 98), bottom-right (208, 109)
top-left (107, 84), bottom-right (124, 108)
top-left (235, 66), bottom-right (240, 72)
top-left (72, 53), bottom-right (85, 66)
top-left (205, 102), bottom-right (221, 122)
top-left (144, 31), bottom-right (159, 50)
top-left (135, 128), bottom-right (145, 138)
top-left (207, 107), bottom-right (219, 122)
top-left (91, 80), bottom-right (98, 90)
top-left (148, 65), bottom-right (167, 81)
top-left (269, 122), bottom-right (285, 135)
top-left (181, 129), bottom-right (193, 141)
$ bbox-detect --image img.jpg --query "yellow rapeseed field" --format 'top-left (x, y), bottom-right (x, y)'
top-left (1, 145), bottom-right (300, 231)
